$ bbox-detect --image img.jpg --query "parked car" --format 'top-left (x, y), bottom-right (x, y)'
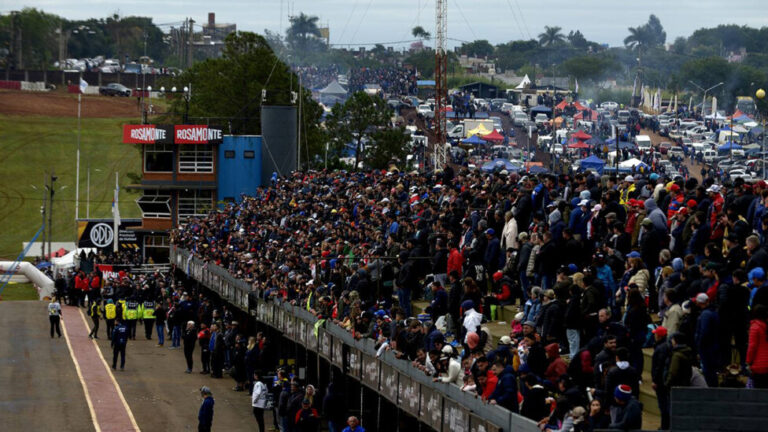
top-left (100, 83), bottom-right (131, 97)
top-left (513, 112), bottom-right (528, 127)
top-left (534, 113), bottom-right (549, 125)
top-left (668, 147), bottom-right (684, 159)
top-left (729, 169), bottom-right (753, 182)
top-left (658, 142), bottom-right (673, 154)
top-left (417, 104), bottom-right (434, 118)
top-left (600, 101), bottom-right (619, 111)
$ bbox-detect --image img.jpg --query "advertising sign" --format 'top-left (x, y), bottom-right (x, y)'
top-left (332, 336), bottom-right (344, 368)
top-left (362, 353), bottom-right (379, 389)
top-left (380, 363), bottom-right (398, 402)
top-left (174, 125), bottom-right (224, 144)
top-left (347, 347), bottom-right (361, 379)
top-left (442, 398), bottom-right (469, 432)
top-left (398, 374), bottom-right (420, 416)
top-left (77, 219), bottom-right (142, 250)
top-left (319, 329), bottom-right (332, 359)
top-left (419, 385), bottom-right (443, 430)
top-left (122, 124), bottom-right (173, 144)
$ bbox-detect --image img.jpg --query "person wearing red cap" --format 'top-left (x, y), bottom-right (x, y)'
top-left (650, 326), bottom-right (672, 429)
top-left (666, 184), bottom-right (685, 224)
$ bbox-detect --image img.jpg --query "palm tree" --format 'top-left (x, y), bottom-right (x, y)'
top-left (287, 13), bottom-right (322, 51)
top-left (624, 26), bottom-right (652, 53)
top-left (538, 26), bottom-right (565, 47)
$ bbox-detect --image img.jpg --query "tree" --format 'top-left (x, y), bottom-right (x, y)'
top-left (367, 128), bottom-right (412, 169)
top-left (286, 13), bottom-right (323, 53)
top-left (567, 30), bottom-right (588, 49)
top-left (168, 31), bottom-right (324, 158)
top-left (624, 14), bottom-right (666, 54)
top-left (538, 26), bottom-right (565, 47)
top-left (560, 55), bottom-right (619, 82)
top-left (412, 26), bottom-right (431, 40)
top-left (458, 40), bottom-right (494, 58)
top-left (324, 91), bottom-right (391, 169)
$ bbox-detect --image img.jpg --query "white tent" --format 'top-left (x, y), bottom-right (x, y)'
top-left (0, 262), bottom-right (54, 299)
top-left (515, 74), bottom-right (531, 89)
top-left (619, 158), bottom-right (645, 169)
top-left (50, 247), bottom-right (97, 277)
top-left (319, 80), bottom-right (348, 98)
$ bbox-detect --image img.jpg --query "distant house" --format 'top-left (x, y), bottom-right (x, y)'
top-left (459, 81), bottom-right (500, 99)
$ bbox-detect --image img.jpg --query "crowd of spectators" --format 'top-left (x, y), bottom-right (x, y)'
top-left (172, 163), bottom-right (768, 431)
top-left (294, 65), bottom-right (418, 96)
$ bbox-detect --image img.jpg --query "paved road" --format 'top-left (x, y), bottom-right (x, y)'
top-left (0, 301), bottom-right (91, 431)
top-left (0, 301), bottom-right (269, 432)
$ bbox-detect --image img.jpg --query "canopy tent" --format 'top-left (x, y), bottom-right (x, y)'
top-left (530, 105), bottom-right (552, 114)
top-left (568, 141), bottom-right (590, 149)
top-left (528, 165), bottom-right (550, 175)
top-left (467, 124), bottom-right (492, 136)
top-left (705, 112), bottom-right (727, 120)
top-left (515, 74), bottom-right (531, 89)
top-left (744, 143), bottom-right (762, 155)
top-left (572, 130), bottom-right (592, 141)
top-left (45, 247), bottom-right (68, 259)
top-left (744, 121), bottom-right (759, 128)
top-left (579, 155), bottom-right (606, 174)
top-left (730, 125), bottom-right (749, 134)
top-left (555, 100), bottom-right (568, 110)
top-left (481, 158), bottom-right (521, 173)
top-left (619, 158), bottom-right (649, 170)
top-left (572, 101), bottom-right (588, 111)
top-left (586, 137), bottom-right (605, 146)
top-left (716, 126), bottom-right (731, 133)
top-left (319, 80), bottom-right (348, 98)
top-left (733, 114), bottom-right (753, 123)
top-left (482, 130), bottom-right (505, 142)
top-left (462, 135), bottom-right (487, 145)
top-left (718, 142), bottom-right (742, 151)
top-left (749, 126), bottom-right (764, 138)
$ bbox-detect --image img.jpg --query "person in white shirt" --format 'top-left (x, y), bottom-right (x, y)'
top-left (48, 298), bottom-right (62, 338)
top-left (251, 371), bottom-right (268, 432)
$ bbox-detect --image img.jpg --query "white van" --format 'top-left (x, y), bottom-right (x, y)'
top-left (636, 135), bottom-right (652, 152)
top-left (703, 150), bottom-right (717, 164)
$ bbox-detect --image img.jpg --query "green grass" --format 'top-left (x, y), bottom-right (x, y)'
top-left (0, 115), bottom-right (141, 259)
top-left (0, 283), bottom-right (39, 301)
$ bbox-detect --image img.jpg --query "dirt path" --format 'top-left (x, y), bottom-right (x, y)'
top-left (0, 90), bottom-right (142, 118)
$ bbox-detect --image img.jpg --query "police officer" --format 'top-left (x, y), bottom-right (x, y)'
top-left (111, 317), bottom-right (128, 370)
top-left (104, 299), bottom-right (117, 339)
top-left (141, 297), bottom-right (156, 340)
top-left (88, 299), bottom-right (103, 339)
top-left (124, 296), bottom-right (140, 340)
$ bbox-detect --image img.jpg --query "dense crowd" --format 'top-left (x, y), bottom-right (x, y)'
top-left (172, 164), bottom-right (768, 431)
top-left (294, 65), bottom-right (418, 96)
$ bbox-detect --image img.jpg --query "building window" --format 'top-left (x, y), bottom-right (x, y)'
top-left (178, 144), bottom-right (214, 173)
top-left (224, 150), bottom-right (235, 159)
top-left (178, 189), bottom-right (213, 221)
top-left (243, 150), bottom-right (255, 159)
top-left (136, 189), bottom-right (171, 218)
top-left (144, 143), bottom-right (174, 172)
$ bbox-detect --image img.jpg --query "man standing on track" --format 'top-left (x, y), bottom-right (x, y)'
top-left (141, 297), bottom-right (156, 340)
top-left (88, 299), bottom-right (102, 339)
top-left (48, 297), bottom-right (62, 338)
top-left (124, 296), bottom-right (140, 340)
top-left (111, 317), bottom-right (128, 370)
top-left (198, 386), bottom-right (215, 432)
top-left (104, 299), bottom-right (117, 340)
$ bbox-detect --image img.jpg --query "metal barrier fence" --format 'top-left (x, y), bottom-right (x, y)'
top-left (172, 246), bottom-right (540, 432)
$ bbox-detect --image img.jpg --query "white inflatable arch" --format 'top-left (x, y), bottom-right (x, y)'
top-left (0, 262), bottom-right (55, 300)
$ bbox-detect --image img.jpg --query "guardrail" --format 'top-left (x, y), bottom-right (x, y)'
top-left (172, 246), bottom-right (540, 432)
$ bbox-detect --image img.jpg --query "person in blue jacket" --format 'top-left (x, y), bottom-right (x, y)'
top-left (198, 386), bottom-right (215, 432)
top-left (111, 318), bottom-right (128, 370)
top-left (488, 360), bottom-right (519, 413)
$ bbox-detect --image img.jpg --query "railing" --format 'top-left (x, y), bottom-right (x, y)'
top-left (172, 246), bottom-right (540, 432)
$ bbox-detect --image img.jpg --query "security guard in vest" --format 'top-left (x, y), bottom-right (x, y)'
top-left (88, 299), bottom-right (103, 339)
top-left (141, 298), bottom-right (156, 340)
top-left (105, 299), bottom-right (117, 340)
top-left (124, 296), bottom-right (141, 340)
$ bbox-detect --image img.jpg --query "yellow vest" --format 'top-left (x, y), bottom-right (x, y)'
top-left (105, 303), bottom-right (117, 319)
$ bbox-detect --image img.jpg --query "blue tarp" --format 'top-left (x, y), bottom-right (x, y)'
top-left (579, 155), bottom-right (606, 174)
top-left (586, 137), bottom-right (605, 146)
top-left (446, 112), bottom-right (490, 119)
top-left (734, 114), bottom-right (752, 122)
top-left (462, 135), bottom-right (487, 145)
top-left (481, 159), bottom-right (521, 173)
top-left (749, 126), bottom-right (764, 138)
top-left (718, 142), bottom-right (742, 151)
top-left (528, 166), bottom-right (550, 175)
top-left (417, 80), bottom-right (436, 86)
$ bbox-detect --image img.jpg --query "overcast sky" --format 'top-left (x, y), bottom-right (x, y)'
top-left (5, 0), bottom-right (767, 48)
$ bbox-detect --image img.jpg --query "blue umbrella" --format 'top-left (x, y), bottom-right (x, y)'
top-left (462, 134), bottom-right (487, 145)
top-left (481, 158), bottom-right (521, 173)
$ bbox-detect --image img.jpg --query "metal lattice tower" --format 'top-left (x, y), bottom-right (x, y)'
top-left (434, 0), bottom-right (448, 168)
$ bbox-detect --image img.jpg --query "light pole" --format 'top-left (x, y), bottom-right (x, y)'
top-left (757, 88), bottom-right (766, 179)
top-left (159, 85), bottom-right (191, 123)
top-left (688, 80), bottom-right (724, 116)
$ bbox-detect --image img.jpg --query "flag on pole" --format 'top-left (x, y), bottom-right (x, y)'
top-left (653, 88), bottom-right (661, 112)
top-left (711, 96), bottom-right (718, 118)
top-left (575, 78), bottom-right (579, 94)
top-left (112, 173), bottom-right (120, 252)
top-left (631, 75), bottom-right (638, 99)
top-left (673, 94), bottom-right (678, 113)
top-left (79, 78), bottom-right (89, 94)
